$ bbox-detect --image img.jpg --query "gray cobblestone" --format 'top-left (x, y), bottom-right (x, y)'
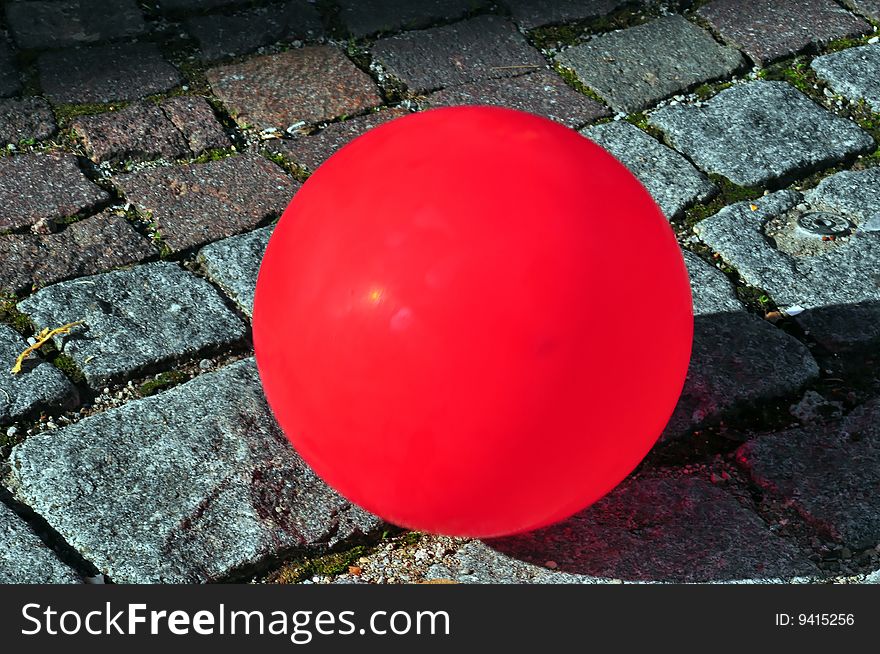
top-left (5, 0), bottom-right (145, 50)
top-left (113, 154), bottom-right (297, 253)
top-left (557, 15), bottom-right (745, 113)
top-left (338, 0), bottom-right (484, 37)
top-left (812, 44), bottom-right (880, 113)
top-left (738, 397), bottom-right (880, 549)
top-left (843, 0), bottom-right (880, 20)
top-left (0, 97), bottom-right (56, 145)
top-left (198, 226), bottom-right (272, 317)
top-left (372, 16), bottom-right (546, 94)
top-left (0, 152), bottom-right (109, 232)
top-left (0, 36), bottom-right (21, 97)
top-left (698, 0), bottom-right (871, 66)
top-left (503, 0), bottom-right (630, 30)
top-left (434, 476), bottom-right (817, 582)
top-left (649, 81), bottom-right (874, 186)
top-left (38, 43), bottom-right (181, 104)
top-left (0, 324), bottom-right (79, 426)
top-left (16, 262), bottom-right (247, 388)
top-left (6, 358), bottom-right (381, 583)
top-left (187, 1), bottom-right (323, 62)
top-left (423, 70), bottom-right (609, 129)
top-left (695, 170), bottom-right (880, 349)
top-left (0, 502), bottom-right (80, 584)
top-left (583, 121), bottom-right (716, 219)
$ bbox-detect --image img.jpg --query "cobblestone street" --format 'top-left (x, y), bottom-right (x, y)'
top-left (1, 0), bottom-right (880, 584)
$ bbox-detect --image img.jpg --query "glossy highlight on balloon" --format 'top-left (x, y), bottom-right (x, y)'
top-left (253, 106), bottom-right (693, 538)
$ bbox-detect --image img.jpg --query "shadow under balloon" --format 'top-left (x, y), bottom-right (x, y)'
top-left (479, 301), bottom-right (880, 583)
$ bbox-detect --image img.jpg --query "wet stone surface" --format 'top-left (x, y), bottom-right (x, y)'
top-left (337, 0), bottom-right (484, 38)
top-left (432, 476), bottom-right (818, 583)
top-left (663, 251), bottom-right (819, 440)
top-left (423, 70), bottom-right (609, 129)
top-left (0, 152), bottom-right (109, 232)
top-left (372, 16), bottom-right (546, 94)
top-left (187, 1), bottom-right (324, 62)
top-left (697, 0), bottom-right (871, 66)
top-left (0, 324), bottom-right (79, 426)
top-left (737, 398), bottom-right (880, 549)
top-left (649, 81), bottom-right (875, 187)
top-left (207, 46), bottom-right (382, 131)
top-left (0, 502), bottom-right (81, 584)
top-left (198, 226), bottom-right (272, 317)
top-left (72, 96), bottom-right (230, 163)
top-left (694, 169), bottom-right (880, 349)
top-left (556, 15), bottom-right (745, 114)
top-left (16, 261), bottom-right (247, 389)
top-left (5, 358), bottom-right (382, 583)
top-left (582, 120), bottom-right (716, 219)
top-left (38, 43), bottom-right (182, 104)
top-left (113, 154), bottom-right (297, 253)
top-left (811, 44), bottom-right (880, 113)
top-left (5, 0), bottom-right (146, 50)
top-left (0, 97), bottom-right (57, 145)
top-left (266, 108), bottom-right (410, 172)
top-left (0, 211), bottom-right (156, 295)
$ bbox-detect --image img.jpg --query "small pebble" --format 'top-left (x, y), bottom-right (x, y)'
top-left (545, 560), bottom-right (558, 569)
top-left (5, 425), bottom-right (18, 437)
top-left (199, 359), bottom-right (213, 371)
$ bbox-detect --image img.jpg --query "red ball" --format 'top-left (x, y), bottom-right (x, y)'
top-left (253, 106), bottom-right (692, 538)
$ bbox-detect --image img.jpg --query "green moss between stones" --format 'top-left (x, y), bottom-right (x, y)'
top-left (624, 111), bottom-right (663, 139)
top-left (552, 62), bottom-right (606, 105)
top-left (269, 546), bottom-right (370, 584)
top-left (51, 353), bottom-right (85, 384)
top-left (683, 174), bottom-right (763, 230)
top-left (0, 296), bottom-right (33, 334)
top-left (139, 370), bottom-right (188, 397)
top-left (53, 102), bottom-right (130, 128)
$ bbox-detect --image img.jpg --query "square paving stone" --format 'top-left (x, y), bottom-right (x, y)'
top-left (582, 121), bottom-right (716, 219)
top-left (737, 397), bottom-right (880, 549)
top-left (556, 15), bottom-right (745, 114)
top-left (694, 172), bottom-right (880, 350)
top-left (0, 502), bottom-right (80, 584)
top-left (503, 0), bottom-right (630, 30)
top-left (113, 154), bottom-right (297, 253)
top-left (422, 70), bottom-right (609, 129)
top-left (0, 36), bottom-right (22, 97)
top-left (266, 108), bottom-right (409, 172)
top-left (5, 0), bottom-right (146, 50)
top-left (0, 152), bottom-right (109, 232)
top-left (38, 43), bottom-right (182, 104)
top-left (0, 210), bottom-right (156, 295)
top-left (662, 251), bottom-right (819, 440)
top-left (475, 476), bottom-right (818, 582)
top-left (73, 96), bottom-right (230, 163)
top-left (372, 15), bottom-right (547, 94)
top-left (812, 44), bottom-right (880, 113)
top-left (207, 46), bottom-right (382, 130)
top-left (338, 0), bottom-right (486, 37)
top-left (5, 358), bottom-right (382, 583)
top-left (649, 81), bottom-right (875, 187)
top-left (0, 97), bottom-right (56, 145)
top-left (0, 324), bottom-right (79, 426)
top-left (197, 226), bottom-right (272, 317)
top-left (697, 0), bottom-right (872, 66)
top-left (16, 261), bottom-right (248, 388)
top-left (187, 1), bottom-right (323, 62)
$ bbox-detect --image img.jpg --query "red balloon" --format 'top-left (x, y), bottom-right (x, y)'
top-left (253, 106), bottom-right (692, 538)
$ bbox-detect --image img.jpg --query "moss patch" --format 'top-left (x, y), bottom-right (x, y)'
top-left (139, 370), bottom-right (187, 397)
top-left (53, 102), bottom-right (130, 128)
top-left (51, 353), bottom-right (85, 384)
top-left (527, 3), bottom-right (658, 50)
top-left (683, 174), bottom-right (763, 230)
top-left (0, 296), bottom-right (33, 334)
top-left (624, 111), bottom-right (663, 139)
top-left (552, 62), bottom-right (606, 104)
top-left (268, 545), bottom-right (370, 584)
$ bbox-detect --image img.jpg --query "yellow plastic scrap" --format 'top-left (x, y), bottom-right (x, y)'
top-left (10, 321), bottom-right (84, 375)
